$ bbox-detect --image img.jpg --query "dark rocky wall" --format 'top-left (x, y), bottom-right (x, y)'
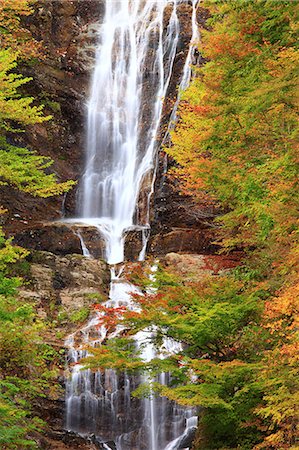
top-left (150, 5), bottom-right (220, 256)
top-left (1, 0), bottom-right (105, 234)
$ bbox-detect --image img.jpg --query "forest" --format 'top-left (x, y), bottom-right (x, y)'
top-left (0, 0), bottom-right (298, 449)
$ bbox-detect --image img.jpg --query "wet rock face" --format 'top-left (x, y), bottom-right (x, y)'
top-left (137, 2), bottom-right (194, 152)
top-left (31, 428), bottom-right (102, 450)
top-left (178, 427), bottom-right (197, 449)
top-left (74, 225), bottom-right (106, 259)
top-left (11, 222), bottom-right (109, 260)
top-left (25, 0), bottom-right (105, 215)
top-left (160, 2), bottom-right (194, 124)
top-left (150, 4), bottom-right (219, 252)
top-left (124, 227), bottom-right (149, 261)
top-left (12, 221), bottom-right (148, 262)
top-left (151, 159), bottom-right (220, 232)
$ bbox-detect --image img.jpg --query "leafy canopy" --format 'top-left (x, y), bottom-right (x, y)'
top-left (85, 1), bottom-right (299, 449)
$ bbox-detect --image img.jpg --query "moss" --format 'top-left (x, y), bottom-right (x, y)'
top-left (55, 331), bottom-right (63, 339)
top-left (57, 311), bottom-right (68, 322)
top-left (46, 100), bottom-right (61, 113)
top-left (8, 258), bottom-right (31, 280)
top-left (70, 307), bottom-right (90, 323)
top-left (86, 292), bottom-right (105, 302)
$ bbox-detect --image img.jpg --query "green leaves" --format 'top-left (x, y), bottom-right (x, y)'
top-left (0, 49), bottom-right (51, 130)
top-left (0, 49), bottom-right (76, 197)
top-left (0, 240), bottom-right (54, 448)
top-left (0, 137), bottom-right (76, 197)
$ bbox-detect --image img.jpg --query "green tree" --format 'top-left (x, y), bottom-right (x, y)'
top-left (0, 49), bottom-right (75, 197)
top-left (84, 1), bottom-right (299, 448)
top-left (0, 2), bottom-right (73, 447)
top-left (0, 230), bottom-right (57, 449)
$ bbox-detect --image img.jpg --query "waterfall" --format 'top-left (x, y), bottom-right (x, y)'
top-left (65, 1), bottom-right (199, 448)
top-left (76, 0), bottom-right (181, 264)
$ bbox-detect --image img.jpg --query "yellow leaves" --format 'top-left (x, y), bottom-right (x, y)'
top-left (256, 279), bottom-right (299, 448)
top-left (23, 179), bottom-right (76, 198)
top-left (264, 282), bottom-right (299, 334)
top-left (267, 46), bottom-right (299, 76)
top-left (190, 358), bottom-right (250, 377)
top-left (255, 367), bottom-right (299, 449)
top-left (0, 229), bottom-right (29, 271)
top-left (0, 50), bottom-right (51, 129)
top-left (0, 48), bottom-right (75, 198)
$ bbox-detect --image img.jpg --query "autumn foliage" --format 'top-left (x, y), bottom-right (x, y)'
top-left (165, 0), bottom-right (299, 447)
top-left (87, 1), bottom-right (299, 449)
top-left (0, 0), bottom-right (40, 58)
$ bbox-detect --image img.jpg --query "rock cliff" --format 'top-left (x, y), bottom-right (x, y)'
top-left (1, 1), bottom-right (218, 259)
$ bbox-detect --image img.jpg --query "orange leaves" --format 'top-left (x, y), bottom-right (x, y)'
top-left (264, 283), bottom-right (299, 336)
top-left (279, 342), bottom-right (299, 363)
top-left (0, 0), bottom-right (41, 58)
top-left (191, 104), bottom-right (214, 116)
top-left (202, 31), bottom-right (261, 61)
top-left (93, 304), bottom-right (127, 333)
top-left (254, 340), bottom-right (299, 449)
top-left (238, 10), bottom-right (265, 37)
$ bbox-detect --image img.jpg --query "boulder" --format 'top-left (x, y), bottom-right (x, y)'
top-left (149, 227), bottom-right (219, 255)
top-left (19, 250), bottom-right (109, 314)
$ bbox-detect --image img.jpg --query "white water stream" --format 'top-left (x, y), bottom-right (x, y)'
top-left (65, 1), bottom-right (199, 448)
top-left (76, 0), bottom-right (182, 264)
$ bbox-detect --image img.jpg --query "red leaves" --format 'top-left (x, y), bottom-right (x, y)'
top-left (93, 305), bottom-right (127, 332)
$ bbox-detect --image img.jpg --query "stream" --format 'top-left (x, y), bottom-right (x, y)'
top-left (64, 1), bottom-right (199, 448)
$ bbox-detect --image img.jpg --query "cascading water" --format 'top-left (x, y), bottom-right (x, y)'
top-left (65, 1), bottom-right (199, 448)
top-left (65, 269), bottom-right (197, 449)
top-left (76, 0), bottom-right (182, 264)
